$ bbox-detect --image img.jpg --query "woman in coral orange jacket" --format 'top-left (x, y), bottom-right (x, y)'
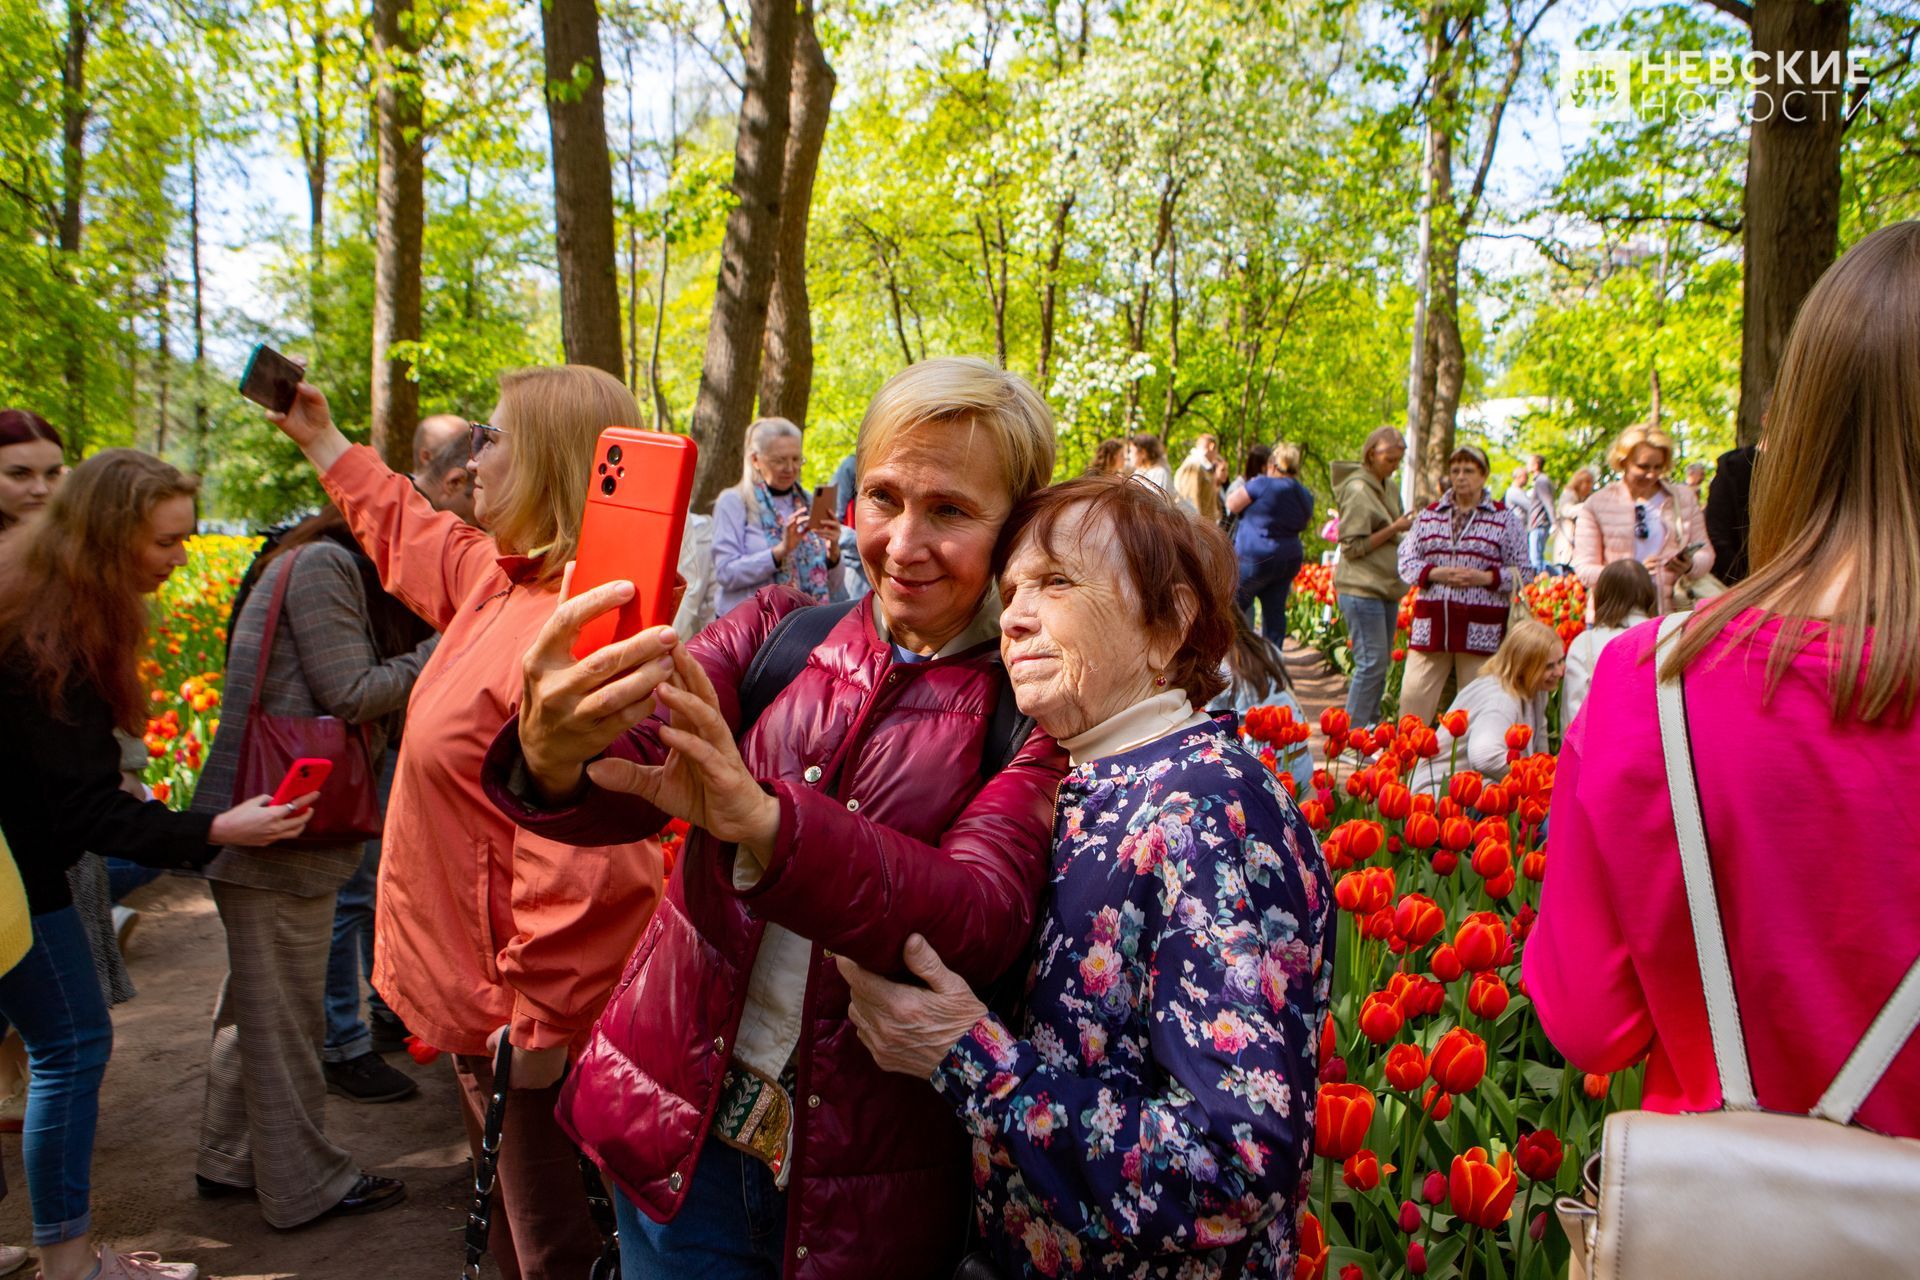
top-left (266, 368), bottom-right (664, 1280)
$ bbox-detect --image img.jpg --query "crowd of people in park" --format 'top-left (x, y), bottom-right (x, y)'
top-left (0, 220), bottom-right (1911, 1280)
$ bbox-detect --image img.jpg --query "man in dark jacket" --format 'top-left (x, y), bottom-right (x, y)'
top-left (1705, 443), bottom-right (1757, 585)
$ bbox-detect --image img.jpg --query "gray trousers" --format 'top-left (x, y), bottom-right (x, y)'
top-left (198, 880), bottom-right (361, 1228)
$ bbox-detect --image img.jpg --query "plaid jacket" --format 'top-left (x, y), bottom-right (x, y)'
top-left (195, 540), bottom-right (431, 897)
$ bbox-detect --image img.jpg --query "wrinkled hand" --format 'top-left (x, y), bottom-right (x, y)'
top-left (585, 643), bottom-right (779, 856)
top-left (486, 1026), bottom-right (568, 1091)
top-left (518, 567), bottom-right (680, 804)
top-left (210, 792), bottom-right (317, 848)
top-left (776, 509), bottom-right (809, 560)
top-left (837, 935), bottom-right (987, 1079)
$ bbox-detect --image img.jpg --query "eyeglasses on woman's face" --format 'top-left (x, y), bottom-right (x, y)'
top-left (469, 422), bottom-right (506, 457)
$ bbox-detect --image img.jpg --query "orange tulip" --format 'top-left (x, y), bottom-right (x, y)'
top-left (1439, 816), bottom-right (1473, 852)
top-left (1504, 724), bottom-right (1533, 751)
top-left (1447, 771), bottom-right (1484, 808)
top-left (1358, 991), bottom-right (1404, 1045)
top-left (1583, 1072), bottom-right (1612, 1099)
top-left (1429, 1027), bottom-right (1488, 1094)
top-left (1376, 782), bottom-right (1413, 820)
top-left (1404, 811), bottom-right (1440, 850)
top-left (1393, 893), bottom-right (1445, 947)
top-left (1452, 913), bottom-right (1504, 971)
top-left (1449, 1146), bottom-right (1518, 1229)
top-left (1315, 1082), bottom-right (1376, 1162)
top-left (1429, 944), bottom-right (1463, 983)
top-left (1343, 1148), bottom-right (1386, 1192)
top-left (1470, 837), bottom-right (1512, 880)
top-left (1383, 1043), bottom-right (1428, 1092)
top-left (1294, 1211), bottom-right (1328, 1280)
top-left (1440, 709), bottom-right (1469, 737)
top-left (1467, 971), bottom-right (1510, 1019)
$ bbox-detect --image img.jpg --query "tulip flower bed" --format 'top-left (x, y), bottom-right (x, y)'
top-left (1239, 704), bottom-right (1639, 1280)
top-left (140, 534), bottom-right (261, 808)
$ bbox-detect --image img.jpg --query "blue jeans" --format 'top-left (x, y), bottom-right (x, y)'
top-left (0, 907), bottom-right (114, 1245)
top-left (323, 752), bottom-right (397, 1062)
top-left (1528, 526), bottom-right (1550, 569)
top-left (1339, 593), bottom-right (1397, 727)
top-left (104, 859), bottom-right (161, 901)
top-left (1235, 552), bottom-right (1302, 647)
top-left (617, 1139), bottom-right (787, 1279)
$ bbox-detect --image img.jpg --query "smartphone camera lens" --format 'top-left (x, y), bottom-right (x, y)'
top-left (607, 444), bottom-right (624, 465)
top-left (597, 462), bottom-right (607, 475)
top-left (601, 475), bottom-right (618, 496)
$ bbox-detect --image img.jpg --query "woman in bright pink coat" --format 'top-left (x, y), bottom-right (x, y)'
top-left (1524, 221), bottom-right (1920, 1140)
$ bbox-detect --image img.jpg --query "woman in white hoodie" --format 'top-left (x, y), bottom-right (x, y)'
top-left (1563, 559), bottom-right (1658, 723)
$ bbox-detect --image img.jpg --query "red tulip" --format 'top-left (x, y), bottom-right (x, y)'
top-left (1429, 849), bottom-right (1460, 876)
top-left (1471, 837), bottom-right (1513, 880)
top-left (1477, 783), bottom-right (1514, 816)
top-left (1453, 912), bottom-right (1505, 971)
top-left (1409, 726), bottom-right (1441, 758)
top-left (1407, 975), bottom-right (1447, 1016)
top-left (1474, 815), bottom-right (1511, 845)
top-left (1447, 770), bottom-right (1484, 808)
top-left (1504, 723), bottom-right (1533, 751)
top-left (1315, 1082), bottom-right (1376, 1162)
top-left (1334, 872), bottom-right (1366, 914)
top-left (1404, 811), bottom-right (1440, 850)
top-left (1322, 1054), bottom-right (1347, 1083)
top-left (1384, 1043), bottom-right (1428, 1092)
top-left (1583, 1072), bottom-right (1612, 1099)
top-left (1407, 1242), bottom-right (1429, 1275)
top-left (1319, 708), bottom-right (1350, 740)
top-left (1342, 819), bottom-right (1386, 861)
top-left (1361, 908), bottom-right (1395, 941)
top-left (1439, 816), bottom-right (1473, 852)
top-left (1376, 781), bottom-right (1413, 820)
top-left (1422, 1169), bottom-right (1447, 1204)
top-left (1522, 849), bottom-right (1547, 882)
top-left (1393, 893), bottom-right (1445, 947)
top-left (1358, 991), bottom-right (1404, 1044)
top-left (1440, 709), bottom-right (1468, 737)
top-left (1295, 1211), bottom-right (1327, 1280)
top-left (1531, 1210), bottom-right (1550, 1241)
top-left (1399, 1199), bottom-right (1422, 1234)
top-left (1449, 1146), bottom-right (1519, 1229)
top-left (1515, 1129), bottom-right (1565, 1181)
top-left (1429, 944), bottom-right (1463, 982)
top-left (1467, 971), bottom-right (1510, 1019)
top-left (1299, 799), bottom-right (1330, 831)
top-left (1484, 866), bottom-right (1517, 899)
top-left (1342, 1148), bottom-right (1384, 1192)
top-left (1340, 1266), bottom-right (1363, 1280)
top-left (1429, 1027), bottom-right (1488, 1094)
top-left (1422, 1083), bottom-right (1452, 1119)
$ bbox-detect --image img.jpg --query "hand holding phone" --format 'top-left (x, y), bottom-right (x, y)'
top-left (270, 758), bottom-right (333, 806)
top-left (808, 485), bottom-right (839, 535)
top-left (1667, 541), bottom-right (1706, 570)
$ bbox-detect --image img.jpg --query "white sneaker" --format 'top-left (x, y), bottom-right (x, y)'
top-left (92, 1245), bottom-right (199, 1280)
top-left (0, 1243), bottom-right (27, 1277)
top-left (112, 906), bottom-right (140, 952)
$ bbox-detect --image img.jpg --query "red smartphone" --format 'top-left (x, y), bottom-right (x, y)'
top-left (568, 426), bottom-right (698, 661)
top-left (270, 758), bottom-right (333, 805)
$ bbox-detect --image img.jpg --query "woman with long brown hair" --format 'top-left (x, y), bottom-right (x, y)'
top-left (0, 451), bottom-right (311, 1280)
top-left (1527, 221), bottom-right (1920, 1139)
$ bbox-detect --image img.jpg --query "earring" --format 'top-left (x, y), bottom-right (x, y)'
top-left (1154, 675), bottom-right (1167, 687)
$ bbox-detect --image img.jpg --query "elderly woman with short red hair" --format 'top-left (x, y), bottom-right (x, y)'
top-left (839, 477), bottom-right (1332, 1279)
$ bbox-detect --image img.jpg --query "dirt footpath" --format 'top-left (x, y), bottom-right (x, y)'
top-left (0, 877), bottom-right (482, 1279)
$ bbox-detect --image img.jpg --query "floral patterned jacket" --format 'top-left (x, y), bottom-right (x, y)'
top-left (933, 721), bottom-right (1332, 1278)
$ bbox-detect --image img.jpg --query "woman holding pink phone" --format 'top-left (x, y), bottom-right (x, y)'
top-left (0, 451), bottom-right (312, 1280)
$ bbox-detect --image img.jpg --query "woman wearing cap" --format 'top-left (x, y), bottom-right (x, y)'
top-left (1396, 445), bottom-right (1528, 725)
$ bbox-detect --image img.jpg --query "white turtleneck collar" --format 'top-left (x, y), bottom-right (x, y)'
top-left (1057, 688), bottom-right (1210, 767)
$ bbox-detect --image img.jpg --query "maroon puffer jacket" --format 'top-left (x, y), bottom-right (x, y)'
top-left (482, 586), bottom-right (1068, 1279)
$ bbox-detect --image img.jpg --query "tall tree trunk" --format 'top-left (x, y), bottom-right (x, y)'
top-left (1735, 0), bottom-right (1847, 446)
top-left (648, 41), bottom-right (681, 429)
top-left (189, 142), bottom-right (209, 475)
top-left (1035, 194), bottom-right (1073, 390)
top-left (688, 0), bottom-right (796, 510)
top-left (155, 273), bottom-right (171, 455)
top-left (58, 0), bottom-right (91, 454)
top-left (1415, 9), bottom-right (1461, 502)
top-left (370, 0), bottom-right (424, 471)
top-left (543, 0), bottom-right (625, 379)
top-left (757, 0), bottom-right (834, 427)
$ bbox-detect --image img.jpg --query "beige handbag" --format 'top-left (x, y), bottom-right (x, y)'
top-left (1554, 613), bottom-right (1920, 1279)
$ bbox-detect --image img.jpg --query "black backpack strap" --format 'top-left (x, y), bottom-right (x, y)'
top-left (736, 598), bottom-right (862, 736)
top-left (978, 663), bottom-right (1033, 781)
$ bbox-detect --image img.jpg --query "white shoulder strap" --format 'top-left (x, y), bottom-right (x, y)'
top-left (1657, 613), bottom-right (1920, 1123)
top-left (1653, 613), bottom-right (1757, 1110)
